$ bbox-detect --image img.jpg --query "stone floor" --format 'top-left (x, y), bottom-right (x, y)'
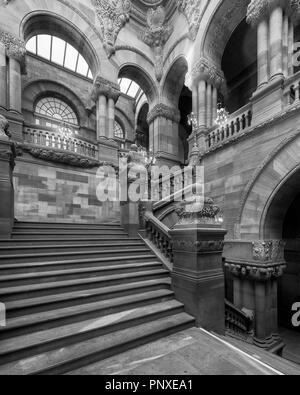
top-left (69, 328), bottom-right (300, 376)
top-left (280, 327), bottom-right (300, 365)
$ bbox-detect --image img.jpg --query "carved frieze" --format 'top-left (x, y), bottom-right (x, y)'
top-left (175, 197), bottom-right (221, 225)
top-left (225, 261), bottom-right (286, 282)
top-left (91, 75), bottom-right (121, 102)
top-left (173, 239), bottom-right (224, 253)
top-left (92, 0), bottom-right (132, 57)
top-left (252, 240), bottom-right (285, 262)
top-left (147, 104), bottom-right (180, 124)
top-left (177, 0), bottom-right (204, 40)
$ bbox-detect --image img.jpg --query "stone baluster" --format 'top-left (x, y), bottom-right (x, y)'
top-left (225, 240), bottom-right (286, 352)
top-left (91, 75), bottom-right (120, 166)
top-left (147, 103), bottom-right (181, 166)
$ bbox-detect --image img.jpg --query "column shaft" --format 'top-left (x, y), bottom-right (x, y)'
top-left (97, 95), bottom-right (107, 140)
top-left (107, 98), bottom-right (115, 140)
top-left (0, 43), bottom-right (7, 109)
top-left (192, 85), bottom-right (198, 116)
top-left (283, 14), bottom-right (289, 78)
top-left (212, 86), bottom-right (218, 127)
top-left (206, 84), bottom-right (212, 128)
top-left (288, 21), bottom-right (294, 77)
top-left (198, 80), bottom-right (207, 128)
top-left (257, 19), bottom-right (269, 86)
top-left (9, 58), bottom-right (21, 113)
top-left (269, 7), bottom-right (284, 79)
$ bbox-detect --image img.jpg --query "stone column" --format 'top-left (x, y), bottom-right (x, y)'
top-left (257, 20), bottom-right (269, 87)
top-left (0, 115), bottom-right (16, 239)
top-left (197, 80), bottom-right (206, 128)
top-left (283, 14), bottom-right (289, 78)
top-left (206, 83), bottom-right (213, 128)
top-left (288, 20), bottom-right (294, 77)
top-left (0, 42), bottom-right (7, 109)
top-left (225, 240), bottom-right (286, 352)
top-left (91, 75), bottom-right (120, 166)
top-left (269, 6), bottom-right (284, 80)
top-left (212, 86), bottom-right (218, 127)
top-left (170, 198), bottom-right (227, 334)
top-left (147, 103), bottom-right (181, 166)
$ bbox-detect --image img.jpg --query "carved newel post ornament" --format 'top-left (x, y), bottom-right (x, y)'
top-left (170, 196), bottom-right (227, 333)
top-left (224, 240), bottom-right (286, 352)
top-left (0, 115), bottom-right (16, 238)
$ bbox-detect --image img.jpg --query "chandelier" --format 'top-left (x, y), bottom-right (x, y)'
top-left (187, 112), bottom-right (199, 132)
top-left (58, 122), bottom-right (75, 140)
top-left (138, 146), bottom-right (157, 166)
top-left (215, 103), bottom-right (229, 128)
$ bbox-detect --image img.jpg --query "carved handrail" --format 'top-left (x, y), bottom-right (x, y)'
top-left (225, 299), bottom-right (254, 341)
top-left (144, 211), bottom-right (173, 263)
top-left (207, 104), bottom-right (253, 150)
top-left (23, 127), bottom-right (98, 159)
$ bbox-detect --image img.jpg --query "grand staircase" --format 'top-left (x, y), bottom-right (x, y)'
top-left (0, 222), bottom-right (195, 375)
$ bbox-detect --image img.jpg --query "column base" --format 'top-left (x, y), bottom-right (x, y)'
top-left (253, 334), bottom-right (285, 355)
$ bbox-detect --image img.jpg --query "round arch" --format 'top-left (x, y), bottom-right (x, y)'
top-left (238, 131), bottom-right (300, 240)
top-left (118, 64), bottom-right (158, 104)
top-left (162, 56), bottom-right (189, 108)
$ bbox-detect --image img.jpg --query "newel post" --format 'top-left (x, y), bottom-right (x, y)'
top-left (0, 115), bottom-right (16, 239)
top-left (170, 198), bottom-right (227, 334)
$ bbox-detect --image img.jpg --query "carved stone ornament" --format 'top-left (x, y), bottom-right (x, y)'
top-left (0, 29), bottom-right (26, 68)
top-left (225, 261), bottom-right (286, 282)
top-left (93, 0), bottom-right (132, 57)
top-left (147, 104), bottom-right (181, 124)
top-left (91, 75), bottom-right (121, 103)
top-left (175, 197), bottom-right (221, 225)
top-left (252, 240), bottom-right (286, 262)
top-left (142, 6), bottom-right (173, 81)
top-left (247, 0), bottom-right (300, 26)
top-left (191, 57), bottom-right (226, 91)
top-left (177, 0), bottom-right (204, 40)
top-left (0, 115), bottom-right (10, 140)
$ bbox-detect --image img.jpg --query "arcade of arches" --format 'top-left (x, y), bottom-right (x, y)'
top-left (0, 0), bottom-right (300, 375)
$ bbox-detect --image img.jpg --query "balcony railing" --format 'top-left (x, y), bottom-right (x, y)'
top-left (23, 126), bottom-right (97, 159)
top-left (206, 104), bottom-right (253, 150)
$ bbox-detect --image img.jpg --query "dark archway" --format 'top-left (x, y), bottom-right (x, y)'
top-left (222, 18), bottom-right (257, 114)
top-left (136, 103), bottom-right (149, 150)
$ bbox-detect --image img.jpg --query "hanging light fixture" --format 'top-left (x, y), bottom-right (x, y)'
top-left (188, 112), bottom-right (198, 132)
top-left (215, 103), bottom-right (229, 128)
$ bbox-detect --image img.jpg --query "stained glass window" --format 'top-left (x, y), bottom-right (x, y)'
top-left (26, 35), bottom-right (93, 79)
top-left (114, 121), bottom-right (125, 139)
top-left (35, 97), bottom-right (78, 126)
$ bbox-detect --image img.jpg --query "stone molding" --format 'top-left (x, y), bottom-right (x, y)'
top-left (191, 57), bottom-right (226, 90)
top-left (147, 103), bottom-right (180, 124)
top-left (173, 239), bottom-right (224, 253)
top-left (177, 0), bottom-right (205, 40)
top-left (92, 0), bottom-right (132, 57)
top-left (0, 28), bottom-right (26, 67)
top-left (91, 75), bottom-right (121, 102)
top-left (247, 0), bottom-right (300, 26)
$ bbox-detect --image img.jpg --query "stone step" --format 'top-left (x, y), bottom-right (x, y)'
top-left (11, 232), bottom-right (129, 240)
top-left (0, 237), bottom-right (136, 245)
top-left (0, 255), bottom-right (160, 274)
top-left (0, 289), bottom-right (175, 341)
top-left (0, 262), bottom-right (163, 287)
top-left (5, 278), bottom-right (172, 318)
top-left (0, 248), bottom-right (153, 264)
top-left (0, 313), bottom-right (195, 375)
top-left (12, 229), bottom-right (126, 236)
top-left (14, 222), bottom-right (122, 230)
top-left (0, 242), bottom-right (145, 256)
top-left (0, 300), bottom-right (184, 366)
top-left (0, 269), bottom-right (170, 302)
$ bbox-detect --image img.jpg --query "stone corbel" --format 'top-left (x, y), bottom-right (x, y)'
top-left (191, 57), bottom-right (226, 92)
top-left (0, 29), bottom-right (26, 73)
top-left (142, 6), bottom-right (173, 81)
top-left (92, 0), bottom-right (132, 57)
top-left (147, 104), bottom-right (180, 125)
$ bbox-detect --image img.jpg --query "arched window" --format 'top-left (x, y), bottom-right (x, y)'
top-left (35, 97), bottom-right (78, 129)
top-left (118, 78), bottom-right (146, 107)
top-left (26, 35), bottom-right (93, 79)
top-left (114, 121), bottom-right (125, 140)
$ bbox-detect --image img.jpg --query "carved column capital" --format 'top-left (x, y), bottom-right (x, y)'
top-left (91, 75), bottom-right (120, 103)
top-left (92, 0), bottom-right (132, 57)
top-left (247, 0), bottom-right (300, 26)
top-left (0, 115), bottom-right (9, 141)
top-left (191, 57), bottom-right (226, 91)
top-left (0, 29), bottom-right (26, 69)
top-left (147, 103), bottom-right (181, 124)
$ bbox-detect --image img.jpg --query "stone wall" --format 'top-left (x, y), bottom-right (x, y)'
top-left (13, 156), bottom-right (120, 224)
